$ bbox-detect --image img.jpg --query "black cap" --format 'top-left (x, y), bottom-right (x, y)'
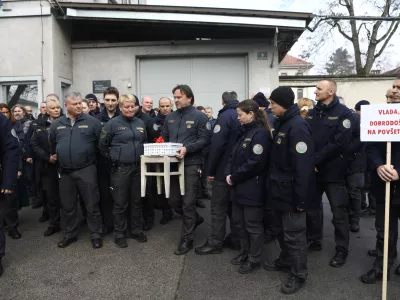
top-left (354, 100), bottom-right (370, 111)
top-left (252, 92), bottom-right (269, 108)
top-left (85, 94), bottom-right (98, 102)
top-left (270, 86), bottom-right (295, 109)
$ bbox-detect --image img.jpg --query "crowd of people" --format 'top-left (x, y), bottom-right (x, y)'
top-left (0, 76), bottom-right (399, 295)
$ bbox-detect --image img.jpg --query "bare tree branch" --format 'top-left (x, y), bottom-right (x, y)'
top-left (334, 21), bottom-right (353, 41)
top-left (376, 20), bottom-right (397, 43)
top-left (374, 20), bottom-right (400, 58)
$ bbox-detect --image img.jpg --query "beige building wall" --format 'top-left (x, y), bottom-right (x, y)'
top-left (72, 40), bottom-right (278, 101)
top-left (280, 77), bottom-right (395, 110)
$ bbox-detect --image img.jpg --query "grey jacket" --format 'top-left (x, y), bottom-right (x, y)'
top-left (98, 115), bottom-right (146, 164)
top-left (162, 105), bottom-right (210, 165)
top-left (49, 113), bottom-right (102, 170)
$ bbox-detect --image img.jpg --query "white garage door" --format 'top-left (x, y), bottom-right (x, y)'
top-left (138, 56), bottom-right (247, 117)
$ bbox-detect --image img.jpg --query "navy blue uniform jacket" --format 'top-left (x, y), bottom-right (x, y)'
top-left (346, 113), bottom-right (366, 175)
top-left (207, 101), bottom-right (241, 181)
top-left (306, 96), bottom-right (352, 183)
top-left (0, 115), bottom-right (20, 190)
top-left (226, 122), bottom-right (271, 207)
top-left (269, 105), bottom-right (316, 212)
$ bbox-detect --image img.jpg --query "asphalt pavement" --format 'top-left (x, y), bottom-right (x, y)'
top-left (0, 198), bottom-right (399, 300)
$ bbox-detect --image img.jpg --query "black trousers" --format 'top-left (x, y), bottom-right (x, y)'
top-left (346, 173), bottom-right (364, 222)
top-left (142, 176), bottom-right (155, 225)
top-left (307, 182), bottom-right (349, 254)
top-left (373, 202), bottom-right (400, 271)
top-left (0, 194), bottom-right (9, 259)
top-left (97, 161), bottom-right (113, 231)
top-left (232, 202), bottom-right (264, 263)
top-left (110, 165), bottom-right (143, 238)
top-left (276, 211), bottom-right (308, 280)
top-left (4, 192), bottom-right (19, 231)
top-left (169, 164), bottom-right (201, 241)
top-left (59, 165), bottom-right (102, 239)
top-left (198, 158), bottom-right (209, 198)
top-left (25, 162), bottom-right (38, 198)
top-left (208, 180), bottom-right (239, 247)
top-left (264, 205), bottom-right (281, 238)
top-left (41, 165), bottom-right (60, 227)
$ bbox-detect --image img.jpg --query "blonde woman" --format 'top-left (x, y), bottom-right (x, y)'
top-left (297, 98), bottom-right (313, 119)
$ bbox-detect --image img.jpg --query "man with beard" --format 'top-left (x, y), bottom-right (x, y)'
top-left (11, 105), bottom-right (34, 208)
top-left (38, 102), bottom-right (48, 120)
top-left (95, 87), bottom-right (120, 235)
top-left (24, 106), bottom-right (35, 121)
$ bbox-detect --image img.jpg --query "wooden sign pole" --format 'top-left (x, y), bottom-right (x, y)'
top-left (382, 141), bottom-right (391, 300)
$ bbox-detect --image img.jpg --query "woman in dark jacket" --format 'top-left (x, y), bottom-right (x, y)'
top-left (0, 104), bottom-right (28, 239)
top-left (225, 99), bottom-right (272, 274)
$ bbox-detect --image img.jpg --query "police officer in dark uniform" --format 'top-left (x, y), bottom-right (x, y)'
top-left (148, 97), bottom-right (174, 225)
top-left (99, 94), bottom-right (147, 248)
top-left (31, 98), bottom-right (62, 236)
top-left (95, 87), bottom-right (120, 235)
top-left (131, 94), bottom-right (156, 231)
top-left (0, 114), bottom-right (20, 276)
top-left (305, 79), bottom-right (352, 267)
top-left (346, 108), bottom-right (366, 233)
top-left (162, 84), bottom-right (211, 255)
top-left (195, 91), bottom-right (241, 255)
top-left (264, 87), bottom-right (315, 294)
top-left (226, 99), bottom-right (271, 274)
top-left (49, 92), bottom-right (103, 249)
top-left (361, 76), bottom-right (400, 283)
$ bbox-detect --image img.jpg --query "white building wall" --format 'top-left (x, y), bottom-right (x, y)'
top-left (72, 40), bottom-right (278, 101)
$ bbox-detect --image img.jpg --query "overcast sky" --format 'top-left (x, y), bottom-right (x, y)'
top-left (147, 0), bottom-right (400, 74)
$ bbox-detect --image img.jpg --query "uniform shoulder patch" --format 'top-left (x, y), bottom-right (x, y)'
top-left (342, 119), bottom-right (351, 129)
top-left (213, 125), bottom-right (221, 133)
top-left (100, 129), bottom-right (107, 139)
top-left (253, 144), bottom-right (263, 155)
top-left (206, 122), bottom-right (211, 130)
top-left (295, 142), bottom-right (308, 154)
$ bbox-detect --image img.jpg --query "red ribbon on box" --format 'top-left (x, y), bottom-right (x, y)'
top-left (155, 136), bottom-right (165, 143)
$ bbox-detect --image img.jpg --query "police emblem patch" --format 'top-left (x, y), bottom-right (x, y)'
top-left (296, 142), bottom-right (307, 154)
top-left (100, 129), bottom-right (107, 139)
top-left (342, 119), bottom-right (351, 129)
top-left (206, 122), bottom-right (211, 130)
top-left (253, 144), bottom-right (263, 155)
top-left (153, 123), bottom-right (160, 131)
top-left (214, 125), bottom-right (221, 133)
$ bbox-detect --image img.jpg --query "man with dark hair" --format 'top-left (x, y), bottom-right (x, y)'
top-left (85, 94), bottom-right (101, 116)
top-left (306, 79), bottom-right (352, 268)
top-left (95, 87), bottom-right (120, 235)
top-left (195, 90), bottom-right (241, 255)
top-left (96, 87), bottom-right (120, 124)
top-left (49, 92), bottom-right (103, 249)
top-left (361, 76), bottom-right (400, 283)
top-left (162, 84), bottom-right (211, 255)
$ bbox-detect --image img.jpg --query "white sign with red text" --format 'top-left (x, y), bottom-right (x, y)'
top-left (361, 104), bottom-right (400, 142)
